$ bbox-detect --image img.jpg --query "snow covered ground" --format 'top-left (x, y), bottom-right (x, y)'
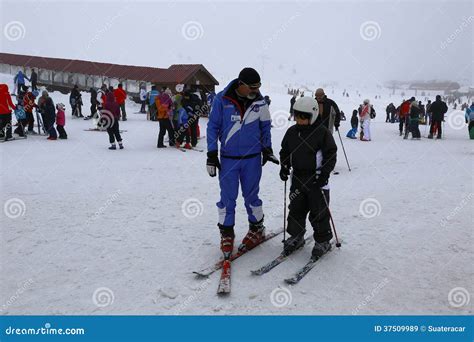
top-left (1, 74), bottom-right (472, 315)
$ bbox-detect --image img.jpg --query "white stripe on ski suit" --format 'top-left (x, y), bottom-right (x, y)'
top-left (224, 99), bottom-right (270, 146)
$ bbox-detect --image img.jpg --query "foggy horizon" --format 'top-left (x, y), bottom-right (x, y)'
top-left (1, 0), bottom-right (473, 86)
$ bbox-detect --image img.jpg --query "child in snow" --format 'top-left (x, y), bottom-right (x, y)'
top-left (279, 97), bottom-right (338, 259)
top-left (56, 103), bottom-right (68, 139)
top-left (346, 110), bottom-right (358, 139)
top-left (175, 107), bottom-right (191, 149)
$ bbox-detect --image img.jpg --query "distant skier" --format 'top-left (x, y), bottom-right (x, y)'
top-left (358, 99), bottom-right (375, 141)
top-left (408, 98), bottom-right (421, 139)
top-left (465, 102), bottom-right (474, 139)
top-left (114, 83), bottom-right (127, 121)
top-left (30, 69), bottom-right (38, 91)
top-left (289, 94), bottom-right (296, 120)
top-left (279, 96), bottom-right (337, 258)
top-left (0, 84), bottom-right (16, 141)
top-left (13, 71), bottom-right (29, 95)
top-left (39, 90), bottom-right (57, 140)
top-left (428, 95), bottom-right (448, 139)
top-left (55, 103), bottom-right (68, 139)
top-left (139, 86), bottom-right (147, 113)
top-left (399, 98), bottom-right (412, 138)
top-left (69, 85), bottom-right (83, 118)
top-left (86, 87), bottom-right (98, 120)
top-left (314, 88), bottom-right (341, 133)
top-left (346, 109), bottom-right (358, 139)
top-left (103, 89), bottom-right (123, 150)
top-left (206, 67), bottom-right (279, 258)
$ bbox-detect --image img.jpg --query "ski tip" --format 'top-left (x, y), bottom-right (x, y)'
top-left (284, 278), bottom-right (297, 285)
top-left (193, 272), bottom-right (209, 278)
top-left (217, 290), bottom-right (230, 296)
top-left (250, 270), bottom-right (262, 276)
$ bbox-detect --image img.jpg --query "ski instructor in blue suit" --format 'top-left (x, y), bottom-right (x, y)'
top-left (207, 68), bottom-right (279, 259)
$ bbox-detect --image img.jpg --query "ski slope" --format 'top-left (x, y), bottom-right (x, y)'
top-left (1, 75), bottom-right (472, 315)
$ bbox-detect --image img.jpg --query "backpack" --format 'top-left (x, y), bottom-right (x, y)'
top-left (400, 101), bottom-right (411, 117)
top-left (14, 106), bottom-right (26, 120)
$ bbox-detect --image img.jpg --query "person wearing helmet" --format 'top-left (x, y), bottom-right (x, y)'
top-left (206, 67), bottom-right (279, 259)
top-left (279, 96), bottom-right (337, 259)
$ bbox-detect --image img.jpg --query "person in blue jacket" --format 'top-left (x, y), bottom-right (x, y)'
top-left (206, 68), bottom-right (279, 259)
top-left (466, 102), bottom-right (474, 139)
top-left (13, 71), bottom-right (29, 95)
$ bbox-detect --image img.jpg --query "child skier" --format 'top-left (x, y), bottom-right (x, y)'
top-left (346, 109), bottom-right (358, 139)
top-left (279, 96), bottom-right (337, 259)
top-left (103, 90), bottom-right (123, 150)
top-left (56, 103), bottom-right (68, 139)
top-left (175, 106), bottom-right (191, 149)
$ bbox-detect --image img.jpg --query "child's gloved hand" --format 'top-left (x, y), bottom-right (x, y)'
top-left (279, 165), bottom-right (290, 181)
top-left (313, 173), bottom-right (329, 188)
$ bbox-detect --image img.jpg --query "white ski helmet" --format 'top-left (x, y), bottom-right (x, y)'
top-left (293, 96), bottom-right (319, 124)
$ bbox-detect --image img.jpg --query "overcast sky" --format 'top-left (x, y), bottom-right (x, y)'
top-left (1, 0), bottom-right (472, 86)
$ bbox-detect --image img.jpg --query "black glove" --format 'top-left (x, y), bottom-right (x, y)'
top-left (262, 147), bottom-right (280, 166)
top-left (279, 165), bottom-right (290, 181)
top-left (206, 150), bottom-right (220, 177)
top-left (334, 123), bottom-right (339, 131)
top-left (313, 173), bottom-right (329, 188)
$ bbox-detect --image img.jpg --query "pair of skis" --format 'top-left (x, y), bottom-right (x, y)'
top-left (194, 229), bottom-right (284, 295)
top-left (194, 229), bottom-right (337, 295)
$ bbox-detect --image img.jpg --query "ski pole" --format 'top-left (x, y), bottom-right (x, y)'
top-left (320, 189), bottom-right (341, 248)
top-left (282, 180), bottom-right (287, 243)
top-left (337, 129), bottom-right (351, 172)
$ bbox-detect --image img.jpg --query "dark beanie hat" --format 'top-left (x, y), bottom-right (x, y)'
top-left (238, 67), bottom-right (261, 85)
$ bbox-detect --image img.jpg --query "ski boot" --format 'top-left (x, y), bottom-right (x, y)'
top-left (283, 233), bottom-right (306, 255)
top-left (238, 219), bottom-right (265, 252)
top-left (219, 224), bottom-right (235, 259)
top-left (311, 241), bottom-right (331, 260)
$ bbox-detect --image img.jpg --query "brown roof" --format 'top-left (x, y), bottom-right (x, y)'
top-left (0, 53), bottom-right (218, 85)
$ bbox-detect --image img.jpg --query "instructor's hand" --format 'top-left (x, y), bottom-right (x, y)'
top-left (262, 147), bottom-right (280, 166)
top-left (206, 150), bottom-right (221, 177)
